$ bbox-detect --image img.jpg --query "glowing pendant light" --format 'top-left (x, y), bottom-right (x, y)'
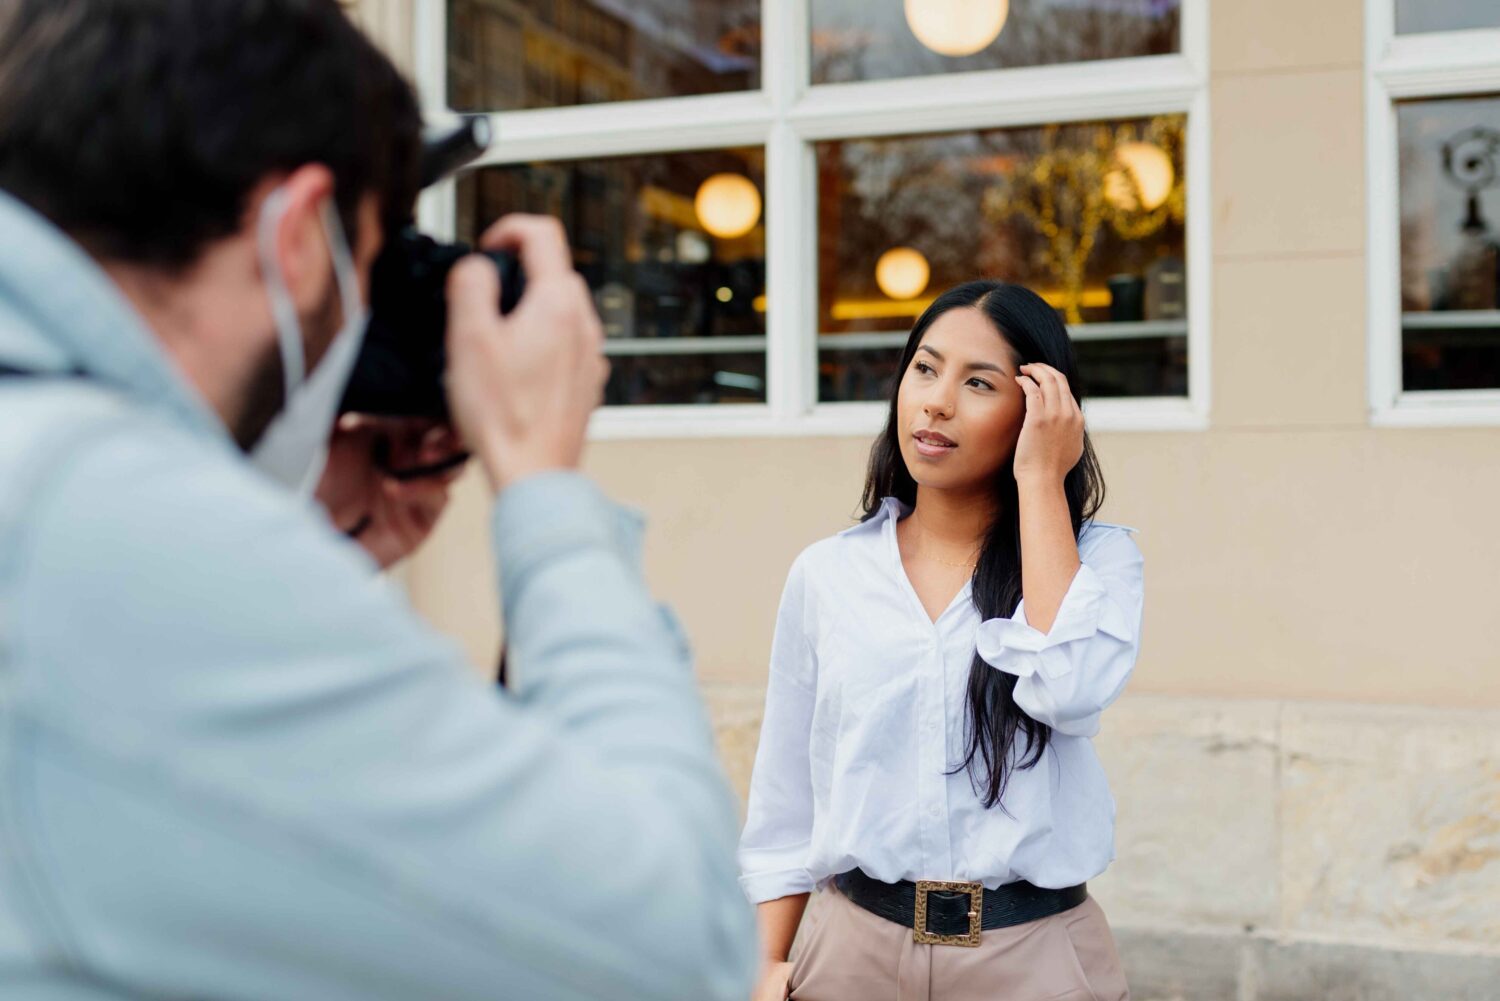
top-left (694, 173), bottom-right (762, 239)
top-left (1104, 142), bottom-right (1175, 212)
top-left (905, 0), bottom-right (1010, 58)
top-left (875, 247), bottom-right (931, 300)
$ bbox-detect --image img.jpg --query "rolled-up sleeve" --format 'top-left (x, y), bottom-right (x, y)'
top-left (975, 527), bottom-right (1143, 738)
top-left (738, 555), bottom-right (818, 904)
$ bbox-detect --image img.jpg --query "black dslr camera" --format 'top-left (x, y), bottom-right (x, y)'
top-left (338, 116), bottom-right (524, 421)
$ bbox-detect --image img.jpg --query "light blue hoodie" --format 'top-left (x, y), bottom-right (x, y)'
top-left (0, 189), bottom-right (757, 1000)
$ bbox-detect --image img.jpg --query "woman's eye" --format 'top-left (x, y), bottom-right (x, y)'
top-left (968, 378), bottom-right (995, 390)
top-left (914, 362), bottom-right (934, 375)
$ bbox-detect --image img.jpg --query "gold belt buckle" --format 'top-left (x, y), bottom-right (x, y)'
top-left (913, 879), bottom-right (984, 947)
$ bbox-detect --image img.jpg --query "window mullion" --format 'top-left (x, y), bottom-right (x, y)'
top-left (765, 121), bottom-right (815, 418)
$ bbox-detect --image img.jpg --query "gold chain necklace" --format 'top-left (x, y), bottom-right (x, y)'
top-left (909, 510), bottom-right (981, 570)
top-left (920, 552), bottom-right (978, 569)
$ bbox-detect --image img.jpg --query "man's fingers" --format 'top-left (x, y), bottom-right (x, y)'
top-left (478, 214), bottom-right (573, 282)
top-left (447, 255), bottom-right (504, 341)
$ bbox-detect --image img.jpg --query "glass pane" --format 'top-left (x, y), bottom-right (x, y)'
top-left (816, 116), bottom-right (1188, 402)
top-left (456, 148), bottom-right (767, 405)
top-left (1398, 94), bottom-right (1500, 391)
top-left (811, 0), bottom-right (1179, 86)
top-left (447, 0), bottom-right (760, 112)
top-left (1396, 0), bottom-right (1500, 35)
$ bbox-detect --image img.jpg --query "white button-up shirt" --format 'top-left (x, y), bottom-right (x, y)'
top-left (737, 497), bottom-right (1144, 903)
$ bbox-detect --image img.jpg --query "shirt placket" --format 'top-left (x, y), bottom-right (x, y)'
top-left (915, 622), bottom-right (953, 880)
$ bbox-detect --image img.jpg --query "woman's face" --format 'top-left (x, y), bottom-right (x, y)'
top-left (896, 307), bottom-right (1027, 493)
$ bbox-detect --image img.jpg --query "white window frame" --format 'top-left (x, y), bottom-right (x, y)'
top-left (412, 0), bottom-right (1211, 439)
top-left (1366, 1), bottom-right (1500, 427)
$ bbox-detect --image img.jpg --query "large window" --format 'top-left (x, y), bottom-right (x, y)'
top-left (816, 116), bottom-right (1188, 403)
top-left (421, 0), bottom-right (1208, 434)
top-left (456, 148), bottom-right (768, 405)
top-left (1368, 1), bottom-right (1500, 422)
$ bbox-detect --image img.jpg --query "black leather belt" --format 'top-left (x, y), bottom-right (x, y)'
top-left (834, 869), bottom-right (1088, 947)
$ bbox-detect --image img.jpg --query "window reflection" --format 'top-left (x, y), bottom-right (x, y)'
top-left (1396, 0), bottom-right (1500, 35)
top-left (816, 116), bottom-right (1188, 402)
top-left (811, 0), bottom-right (1178, 86)
top-left (456, 148), bottom-right (767, 405)
top-left (447, 0), bottom-right (760, 112)
top-left (1398, 94), bottom-right (1500, 391)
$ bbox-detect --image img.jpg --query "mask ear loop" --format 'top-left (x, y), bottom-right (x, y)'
top-left (318, 198), bottom-right (365, 333)
top-left (255, 187), bottom-right (306, 391)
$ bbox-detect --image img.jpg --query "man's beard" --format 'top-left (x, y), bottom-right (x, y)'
top-left (231, 278), bottom-right (344, 451)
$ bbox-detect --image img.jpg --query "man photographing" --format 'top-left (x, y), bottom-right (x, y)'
top-left (0, 2), bottom-right (756, 998)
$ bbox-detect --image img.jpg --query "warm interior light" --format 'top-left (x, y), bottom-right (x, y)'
top-left (1105, 142), bottom-right (1175, 212)
top-left (694, 173), bottom-right (762, 239)
top-left (904, 0), bottom-right (1009, 58)
top-left (875, 247), bottom-right (931, 300)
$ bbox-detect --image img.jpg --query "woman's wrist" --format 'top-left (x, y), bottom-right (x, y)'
top-left (1014, 467), bottom-right (1069, 491)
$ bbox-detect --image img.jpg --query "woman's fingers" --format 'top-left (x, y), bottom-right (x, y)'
top-left (1019, 363), bottom-right (1080, 418)
top-left (1015, 374), bottom-right (1043, 413)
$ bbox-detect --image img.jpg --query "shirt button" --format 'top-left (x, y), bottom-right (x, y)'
top-left (929, 805), bottom-right (941, 818)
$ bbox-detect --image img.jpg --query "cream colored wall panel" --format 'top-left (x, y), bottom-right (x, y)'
top-left (405, 465), bottom-right (501, 674)
top-left (1210, 0), bottom-right (1363, 77)
top-left (1211, 253), bottom-right (1368, 428)
top-left (584, 437), bottom-right (873, 685)
top-left (1211, 69), bottom-right (1366, 259)
top-left (1101, 428), bottom-right (1500, 706)
top-left (348, 0), bottom-right (416, 77)
top-left (409, 427), bottom-right (1500, 708)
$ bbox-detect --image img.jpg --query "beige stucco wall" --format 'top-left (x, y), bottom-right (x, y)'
top-left (403, 0), bottom-right (1500, 710)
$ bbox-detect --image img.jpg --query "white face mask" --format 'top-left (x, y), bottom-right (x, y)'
top-left (249, 187), bottom-right (369, 496)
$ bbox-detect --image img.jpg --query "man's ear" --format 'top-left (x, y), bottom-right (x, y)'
top-left (263, 163), bottom-right (337, 315)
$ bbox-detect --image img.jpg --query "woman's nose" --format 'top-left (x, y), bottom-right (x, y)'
top-left (923, 385), bottom-right (955, 419)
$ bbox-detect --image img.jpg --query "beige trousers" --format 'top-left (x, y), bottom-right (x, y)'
top-left (788, 885), bottom-right (1130, 1001)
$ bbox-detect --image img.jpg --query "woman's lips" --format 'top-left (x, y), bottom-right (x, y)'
top-left (912, 429), bottom-right (957, 457)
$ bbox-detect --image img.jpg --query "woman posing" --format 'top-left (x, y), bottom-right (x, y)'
top-left (740, 281), bottom-right (1143, 1001)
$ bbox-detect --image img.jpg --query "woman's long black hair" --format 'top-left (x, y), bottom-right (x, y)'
top-left (859, 280), bottom-right (1106, 809)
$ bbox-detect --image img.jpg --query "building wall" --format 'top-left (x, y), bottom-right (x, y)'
top-left (362, 0), bottom-right (1500, 996)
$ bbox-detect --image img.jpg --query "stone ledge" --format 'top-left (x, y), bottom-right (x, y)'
top-left (1116, 926), bottom-right (1500, 1001)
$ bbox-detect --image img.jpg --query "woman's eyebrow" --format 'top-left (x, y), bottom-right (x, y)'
top-left (917, 344), bottom-right (1007, 374)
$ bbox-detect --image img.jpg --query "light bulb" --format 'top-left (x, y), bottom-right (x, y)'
top-left (694, 173), bottom-right (762, 239)
top-left (904, 0), bottom-right (1009, 58)
top-left (1105, 142), bottom-right (1175, 212)
top-left (875, 247), bottom-right (931, 300)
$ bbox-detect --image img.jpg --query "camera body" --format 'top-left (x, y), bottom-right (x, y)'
top-left (338, 229), bottom-right (523, 419)
top-left (337, 116), bottom-right (525, 420)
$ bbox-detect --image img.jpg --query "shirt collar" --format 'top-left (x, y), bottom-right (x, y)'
top-left (839, 496), bottom-right (910, 537)
top-left (0, 189), bottom-right (231, 445)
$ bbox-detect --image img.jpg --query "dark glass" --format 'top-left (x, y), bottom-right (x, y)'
top-left (1396, 0), bottom-right (1500, 34)
top-left (605, 352), bottom-right (766, 405)
top-left (811, 0), bottom-right (1178, 86)
top-left (816, 116), bottom-right (1188, 402)
top-left (1398, 94), bottom-right (1500, 391)
top-left (456, 147), bottom-right (767, 405)
top-left (447, 0), bottom-right (760, 112)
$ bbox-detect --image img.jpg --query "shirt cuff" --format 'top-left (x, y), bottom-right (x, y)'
top-left (739, 867), bottom-right (816, 904)
top-left (491, 471), bottom-right (644, 585)
top-left (976, 564), bottom-right (1130, 678)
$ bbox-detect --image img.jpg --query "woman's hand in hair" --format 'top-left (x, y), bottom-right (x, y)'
top-left (1012, 362), bottom-right (1085, 484)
